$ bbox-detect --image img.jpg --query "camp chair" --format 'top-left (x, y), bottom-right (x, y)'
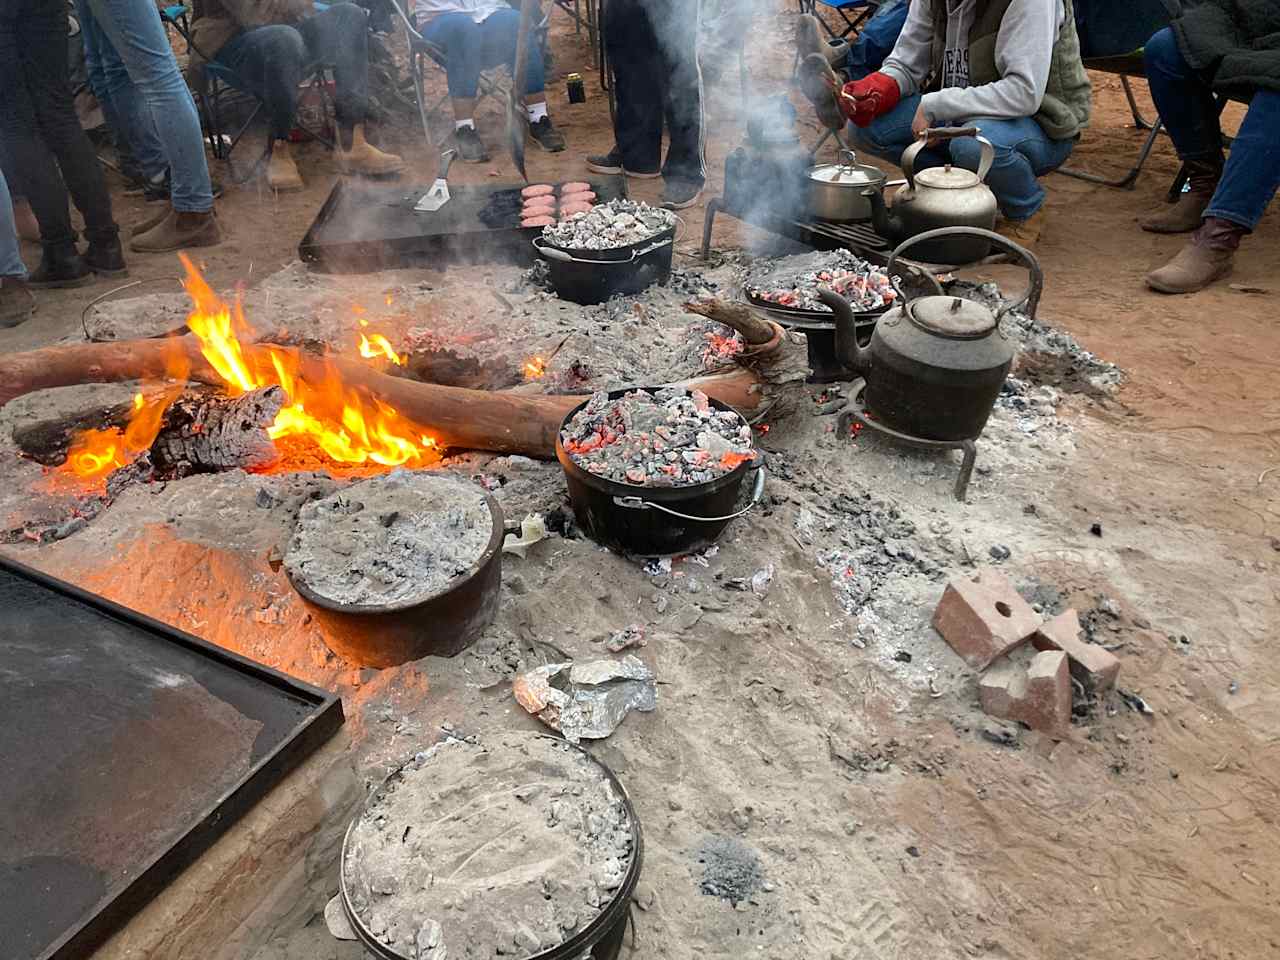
top-left (390, 1), bottom-right (550, 150)
top-left (797, 0), bottom-right (881, 41)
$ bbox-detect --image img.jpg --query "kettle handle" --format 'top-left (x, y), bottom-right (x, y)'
top-left (886, 227), bottom-right (1044, 321)
top-left (904, 131), bottom-right (995, 183)
top-left (900, 139), bottom-right (924, 191)
top-left (975, 136), bottom-right (995, 182)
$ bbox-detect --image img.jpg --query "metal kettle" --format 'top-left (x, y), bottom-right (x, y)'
top-left (819, 227), bottom-right (1043, 442)
top-left (863, 127), bottom-right (999, 264)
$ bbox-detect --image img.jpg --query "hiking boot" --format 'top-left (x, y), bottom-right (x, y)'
top-left (0, 276), bottom-right (36, 328)
top-left (13, 196), bottom-right (40, 243)
top-left (267, 143), bottom-right (304, 192)
top-left (130, 208), bottom-right (223, 253)
top-left (995, 209), bottom-right (1047, 247)
top-left (529, 116), bottom-right (566, 152)
top-left (1145, 217), bottom-right (1243, 294)
top-left (454, 124), bottom-right (489, 163)
top-left (795, 13), bottom-right (848, 68)
top-left (1140, 155), bottom-right (1222, 234)
top-left (661, 178), bottom-right (704, 210)
top-left (84, 234), bottom-right (129, 278)
top-left (340, 123), bottom-right (405, 176)
top-left (798, 52), bottom-right (845, 133)
top-left (28, 241), bottom-right (93, 288)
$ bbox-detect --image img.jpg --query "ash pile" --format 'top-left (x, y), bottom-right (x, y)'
top-left (541, 199), bottom-right (676, 250)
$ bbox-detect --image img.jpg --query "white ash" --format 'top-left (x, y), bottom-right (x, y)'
top-left (561, 388), bottom-right (754, 486)
top-left (343, 733), bottom-right (634, 960)
top-left (541, 199), bottom-right (676, 250)
top-left (742, 249), bottom-right (899, 312)
top-left (284, 470), bottom-right (491, 607)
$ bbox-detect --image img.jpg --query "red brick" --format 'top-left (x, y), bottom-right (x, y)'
top-left (979, 650), bottom-right (1071, 738)
top-left (931, 571), bottom-right (1042, 669)
top-left (1031, 608), bottom-right (1121, 693)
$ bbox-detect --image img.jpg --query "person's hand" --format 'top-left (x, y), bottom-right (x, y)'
top-left (911, 101), bottom-right (929, 139)
top-left (836, 71), bottom-right (901, 127)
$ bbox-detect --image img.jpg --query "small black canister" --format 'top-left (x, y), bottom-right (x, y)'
top-left (566, 72), bottom-right (586, 103)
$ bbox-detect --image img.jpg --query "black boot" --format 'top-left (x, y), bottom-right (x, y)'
top-left (84, 233), bottom-right (129, 278)
top-left (28, 240), bottom-right (93, 289)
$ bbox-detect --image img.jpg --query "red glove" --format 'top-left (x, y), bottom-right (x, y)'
top-left (838, 72), bottom-right (901, 127)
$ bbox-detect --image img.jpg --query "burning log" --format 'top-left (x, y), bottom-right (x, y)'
top-left (14, 386), bottom-right (285, 476)
top-left (683, 297), bottom-right (779, 347)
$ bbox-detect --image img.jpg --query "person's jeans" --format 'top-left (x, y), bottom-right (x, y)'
top-left (215, 2), bottom-right (372, 141)
top-left (854, 95), bottom-right (1075, 220)
top-left (422, 9), bottom-right (546, 100)
top-left (0, 0), bottom-right (118, 246)
top-left (1144, 26), bottom-right (1280, 231)
top-left (0, 167), bottom-right (27, 279)
top-left (843, 0), bottom-right (908, 81)
top-left (83, 0), bottom-right (213, 212)
top-left (76, 0), bottom-right (167, 181)
top-left (604, 0), bottom-right (705, 185)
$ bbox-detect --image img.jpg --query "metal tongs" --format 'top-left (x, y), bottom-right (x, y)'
top-left (414, 149), bottom-right (456, 212)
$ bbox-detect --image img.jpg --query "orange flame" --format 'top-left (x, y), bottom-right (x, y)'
top-left (64, 389), bottom-right (180, 481)
top-left (359, 332), bottom-right (405, 366)
top-left (524, 356), bottom-right (547, 380)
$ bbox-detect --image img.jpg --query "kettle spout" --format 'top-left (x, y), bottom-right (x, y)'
top-left (817, 286), bottom-right (867, 378)
top-left (862, 187), bottom-right (897, 243)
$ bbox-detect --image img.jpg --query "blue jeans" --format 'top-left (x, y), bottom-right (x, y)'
top-left (76, 0), bottom-right (166, 180)
top-left (82, 0), bottom-right (213, 212)
top-left (853, 95), bottom-right (1075, 220)
top-left (422, 9), bottom-right (545, 100)
top-left (842, 0), bottom-right (908, 81)
top-left (0, 166), bottom-right (26, 278)
top-left (1145, 26), bottom-right (1280, 231)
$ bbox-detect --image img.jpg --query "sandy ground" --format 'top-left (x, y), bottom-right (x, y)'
top-left (2, 4), bottom-right (1278, 960)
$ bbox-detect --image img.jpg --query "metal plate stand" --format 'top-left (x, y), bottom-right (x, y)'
top-left (838, 379), bottom-right (979, 502)
top-left (700, 196), bottom-right (891, 263)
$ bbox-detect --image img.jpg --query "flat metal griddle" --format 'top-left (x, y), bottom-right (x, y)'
top-left (0, 555), bottom-right (344, 960)
top-left (299, 176), bottom-right (627, 273)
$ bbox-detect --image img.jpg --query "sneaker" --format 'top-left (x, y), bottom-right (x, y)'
top-left (455, 125), bottom-right (490, 163)
top-left (586, 147), bottom-right (660, 179)
top-left (0, 277), bottom-right (36, 328)
top-left (661, 178), bottom-right (703, 210)
top-left (28, 241), bottom-right (94, 289)
top-left (529, 116), bottom-right (566, 152)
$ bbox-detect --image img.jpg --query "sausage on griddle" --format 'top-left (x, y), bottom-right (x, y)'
top-left (521, 184), bottom-right (554, 198)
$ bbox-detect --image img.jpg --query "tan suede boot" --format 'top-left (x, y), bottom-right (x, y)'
top-left (1140, 156), bottom-right (1222, 234)
top-left (0, 276), bottom-right (36, 328)
top-left (1145, 217), bottom-right (1243, 294)
top-left (131, 203), bottom-right (170, 238)
top-left (130, 208), bottom-right (223, 253)
top-left (267, 141), bottom-right (304, 192)
top-left (340, 123), bottom-right (405, 177)
top-left (995, 209), bottom-right (1047, 247)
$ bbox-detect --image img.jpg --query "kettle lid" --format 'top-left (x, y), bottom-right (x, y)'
top-left (906, 295), bottom-right (996, 339)
top-left (913, 164), bottom-right (982, 190)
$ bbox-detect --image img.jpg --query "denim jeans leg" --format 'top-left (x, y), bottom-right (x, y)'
top-left (1143, 26), bottom-right (1221, 162)
top-left (852, 95), bottom-right (947, 170)
top-left (474, 8), bottom-right (545, 95)
top-left (0, 166), bottom-right (27, 279)
top-left (295, 4), bottom-right (371, 128)
top-left (77, 0), bottom-right (167, 179)
top-left (216, 26), bottom-right (307, 140)
top-left (84, 0), bottom-right (214, 212)
top-left (423, 13), bottom-right (485, 99)
top-left (948, 117), bottom-right (1072, 220)
top-left (1204, 90), bottom-right (1280, 231)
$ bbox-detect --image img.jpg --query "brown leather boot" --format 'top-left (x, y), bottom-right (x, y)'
top-left (0, 276), bottom-right (36, 328)
top-left (130, 208), bottom-right (223, 253)
top-left (1140, 155), bottom-right (1222, 234)
top-left (996, 209), bottom-right (1047, 247)
top-left (131, 203), bottom-right (170, 237)
top-left (1145, 217), bottom-right (1244, 294)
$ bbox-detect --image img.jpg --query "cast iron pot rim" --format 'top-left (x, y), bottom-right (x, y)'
top-left (555, 386), bottom-right (756, 499)
top-left (339, 732), bottom-right (644, 960)
top-left (285, 489), bottom-right (504, 616)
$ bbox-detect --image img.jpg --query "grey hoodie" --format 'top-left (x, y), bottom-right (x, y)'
top-left (880, 0), bottom-right (1065, 125)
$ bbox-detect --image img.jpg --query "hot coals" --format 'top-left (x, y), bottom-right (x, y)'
top-left (342, 734), bottom-right (636, 960)
top-left (560, 389), bottom-right (755, 486)
top-left (745, 249), bottom-right (898, 313)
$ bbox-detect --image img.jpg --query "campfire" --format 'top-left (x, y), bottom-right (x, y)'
top-left (63, 256), bottom-right (440, 485)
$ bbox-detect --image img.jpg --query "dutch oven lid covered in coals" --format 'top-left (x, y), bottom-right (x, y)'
top-left (906, 295), bottom-right (997, 340)
top-left (541, 199), bottom-right (675, 251)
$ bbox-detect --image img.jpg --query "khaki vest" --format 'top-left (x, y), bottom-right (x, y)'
top-left (927, 0), bottom-right (1092, 140)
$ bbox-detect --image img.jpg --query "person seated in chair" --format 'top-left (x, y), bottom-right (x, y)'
top-left (412, 0), bottom-right (566, 163)
top-left (798, 0), bottom-right (1092, 246)
top-left (1139, 1), bottom-right (1280, 294)
top-left (190, 0), bottom-right (405, 191)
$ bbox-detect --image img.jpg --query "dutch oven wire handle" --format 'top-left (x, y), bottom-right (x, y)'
top-left (611, 463), bottom-right (766, 523)
top-left (885, 226), bottom-right (1044, 321)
